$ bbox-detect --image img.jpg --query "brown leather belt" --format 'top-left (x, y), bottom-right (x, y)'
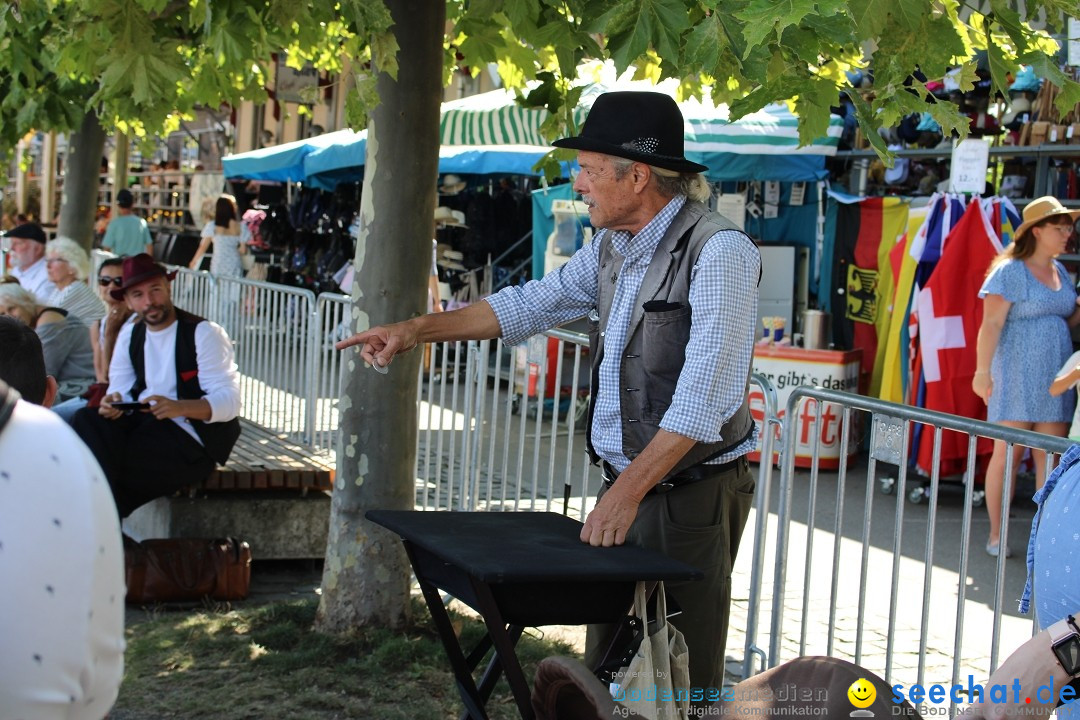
top-left (601, 457), bottom-right (747, 495)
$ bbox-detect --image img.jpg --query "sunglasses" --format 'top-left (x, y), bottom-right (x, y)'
top-left (98, 276), bottom-right (124, 287)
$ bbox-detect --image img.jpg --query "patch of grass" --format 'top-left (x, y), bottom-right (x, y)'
top-left (115, 596), bottom-right (578, 720)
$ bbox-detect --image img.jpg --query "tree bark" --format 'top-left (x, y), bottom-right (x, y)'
top-left (315, 0), bottom-right (445, 633)
top-left (57, 108), bottom-right (107, 250)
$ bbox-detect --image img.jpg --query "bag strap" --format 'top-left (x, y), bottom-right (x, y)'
top-left (633, 580), bottom-right (669, 634)
top-left (0, 380), bottom-right (18, 436)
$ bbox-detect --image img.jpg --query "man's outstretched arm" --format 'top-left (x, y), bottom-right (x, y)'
top-left (335, 300), bottom-right (502, 370)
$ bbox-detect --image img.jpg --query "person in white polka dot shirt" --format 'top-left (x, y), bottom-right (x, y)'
top-left (0, 316), bottom-right (125, 719)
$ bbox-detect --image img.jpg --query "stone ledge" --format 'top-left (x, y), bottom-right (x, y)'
top-left (122, 491), bottom-right (331, 560)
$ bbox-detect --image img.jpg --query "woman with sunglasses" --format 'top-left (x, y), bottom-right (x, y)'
top-left (50, 258), bottom-right (134, 423)
top-left (974, 196), bottom-right (1080, 558)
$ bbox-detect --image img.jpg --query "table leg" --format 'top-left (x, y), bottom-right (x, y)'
top-left (469, 577), bottom-right (536, 720)
top-left (471, 625), bottom-right (524, 702)
top-left (407, 549), bottom-right (491, 719)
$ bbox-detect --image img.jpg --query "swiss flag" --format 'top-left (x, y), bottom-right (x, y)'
top-left (913, 201), bottom-right (1001, 476)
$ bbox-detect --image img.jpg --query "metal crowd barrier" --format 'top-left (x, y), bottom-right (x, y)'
top-left (742, 373), bottom-right (782, 679)
top-left (170, 269), bottom-right (319, 443)
top-left (413, 330), bottom-right (598, 518)
top-left (759, 385), bottom-right (1072, 708)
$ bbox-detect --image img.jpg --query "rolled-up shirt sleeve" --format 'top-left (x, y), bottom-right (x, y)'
top-left (484, 236), bottom-right (602, 346)
top-left (659, 230), bottom-right (760, 443)
top-left (194, 321), bottom-right (241, 422)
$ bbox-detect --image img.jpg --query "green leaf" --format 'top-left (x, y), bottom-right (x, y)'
top-left (891, 0), bottom-right (924, 31)
top-left (951, 62), bottom-right (979, 94)
top-left (15, 96), bottom-right (38, 131)
top-left (735, 0), bottom-right (817, 57)
top-left (987, 0), bottom-right (1032, 54)
top-left (848, 0), bottom-right (893, 39)
top-left (984, 41), bottom-right (1015, 101)
top-left (923, 100), bottom-right (969, 141)
top-left (844, 87), bottom-right (890, 159)
top-left (684, 14), bottom-right (726, 71)
top-left (1020, 50), bottom-right (1080, 116)
top-left (1024, 0), bottom-right (1074, 32)
top-left (371, 30), bottom-right (399, 80)
top-left (793, 77), bottom-right (842, 145)
top-left (607, 0), bottom-right (690, 76)
top-left (505, 0), bottom-right (540, 28)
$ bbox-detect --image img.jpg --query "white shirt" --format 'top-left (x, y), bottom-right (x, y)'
top-left (0, 399), bottom-right (125, 720)
top-left (12, 257), bottom-right (57, 303)
top-left (107, 317), bottom-right (242, 444)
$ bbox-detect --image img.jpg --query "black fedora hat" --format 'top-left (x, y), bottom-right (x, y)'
top-left (110, 253), bottom-right (177, 301)
top-left (552, 91), bottom-right (707, 174)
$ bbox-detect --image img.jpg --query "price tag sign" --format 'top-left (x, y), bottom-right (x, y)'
top-left (717, 193), bottom-right (747, 230)
top-left (790, 182), bottom-right (806, 206)
top-left (949, 139), bottom-right (990, 194)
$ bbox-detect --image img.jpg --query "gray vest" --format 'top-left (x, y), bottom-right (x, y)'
top-left (586, 200), bottom-right (757, 478)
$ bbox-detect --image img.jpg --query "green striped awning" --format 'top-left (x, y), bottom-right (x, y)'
top-left (439, 87), bottom-right (840, 156)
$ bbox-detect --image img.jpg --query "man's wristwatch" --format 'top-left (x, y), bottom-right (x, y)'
top-left (1049, 615), bottom-right (1080, 676)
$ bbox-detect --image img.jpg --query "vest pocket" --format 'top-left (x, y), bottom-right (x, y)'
top-left (641, 303), bottom-right (690, 393)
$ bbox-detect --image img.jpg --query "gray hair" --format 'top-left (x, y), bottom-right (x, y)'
top-left (611, 155), bottom-right (712, 204)
top-left (0, 283), bottom-right (41, 320)
top-left (44, 236), bottom-right (90, 280)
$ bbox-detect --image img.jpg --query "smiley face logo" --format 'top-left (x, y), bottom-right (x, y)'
top-left (848, 678), bottom-right (877, 709)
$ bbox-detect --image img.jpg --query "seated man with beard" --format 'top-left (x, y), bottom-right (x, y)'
top-left (73, 254), bottom-right (241, 517)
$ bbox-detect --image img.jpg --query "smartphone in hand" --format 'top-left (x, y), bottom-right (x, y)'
top-left (110, 401), bottom-right (151, 413)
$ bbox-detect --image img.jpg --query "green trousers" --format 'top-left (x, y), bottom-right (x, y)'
top-left (584, 457), bottom-right (756, 692)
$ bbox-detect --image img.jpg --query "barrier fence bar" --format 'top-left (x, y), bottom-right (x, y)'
top-left (765, 385), bottom-right (1072, 712)
top-left (407, 330), bottom-right (598, 516)
top-left (313, 293), bottom-right (350, 456)
top-left (171, 267), bottom-right (215, 321)
top-left (741, 373), bottom-right (782, 679)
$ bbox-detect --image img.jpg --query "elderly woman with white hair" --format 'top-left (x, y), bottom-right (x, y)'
top-left (0, 282), bottom-right (95, 402)
top-left (44, 237), bottom-right (106, 328)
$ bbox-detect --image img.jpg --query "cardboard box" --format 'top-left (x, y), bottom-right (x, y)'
top-left (1027, 121), bottom-right (1051, 146)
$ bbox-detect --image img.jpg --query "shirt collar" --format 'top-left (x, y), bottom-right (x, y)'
top-left (608, 195), bottom-right (687, 262)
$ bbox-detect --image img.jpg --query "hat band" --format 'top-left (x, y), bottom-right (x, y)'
top-left (617, 142), bottom-right (692, 166)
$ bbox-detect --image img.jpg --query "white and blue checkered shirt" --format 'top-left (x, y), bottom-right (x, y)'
top-left (486, 195), bottom-right (760, 473)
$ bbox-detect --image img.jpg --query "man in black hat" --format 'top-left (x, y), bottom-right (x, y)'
top-left (72, 253), bottom-right (241, 517)
top-left (3, 222), bottom-right (56, 301)
top-left (101, 188), bottom-right (153, 258)
top-left (337, 91), bottom-right (760, 691)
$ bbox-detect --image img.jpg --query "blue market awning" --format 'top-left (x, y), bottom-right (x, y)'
top-left (221, 129), bottom-right (360, 183)
top-left (300, 131), bottom-right (573, 190)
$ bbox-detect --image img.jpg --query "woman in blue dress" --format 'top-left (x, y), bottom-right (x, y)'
top-left (974, 196), bottom-right (1080, 558)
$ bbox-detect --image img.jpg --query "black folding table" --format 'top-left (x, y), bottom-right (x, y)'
top-left (367, 509), bottom-right (703, 720)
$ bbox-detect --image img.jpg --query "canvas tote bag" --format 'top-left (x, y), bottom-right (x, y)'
top-left (609, 581), bottom-right (690, 720)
